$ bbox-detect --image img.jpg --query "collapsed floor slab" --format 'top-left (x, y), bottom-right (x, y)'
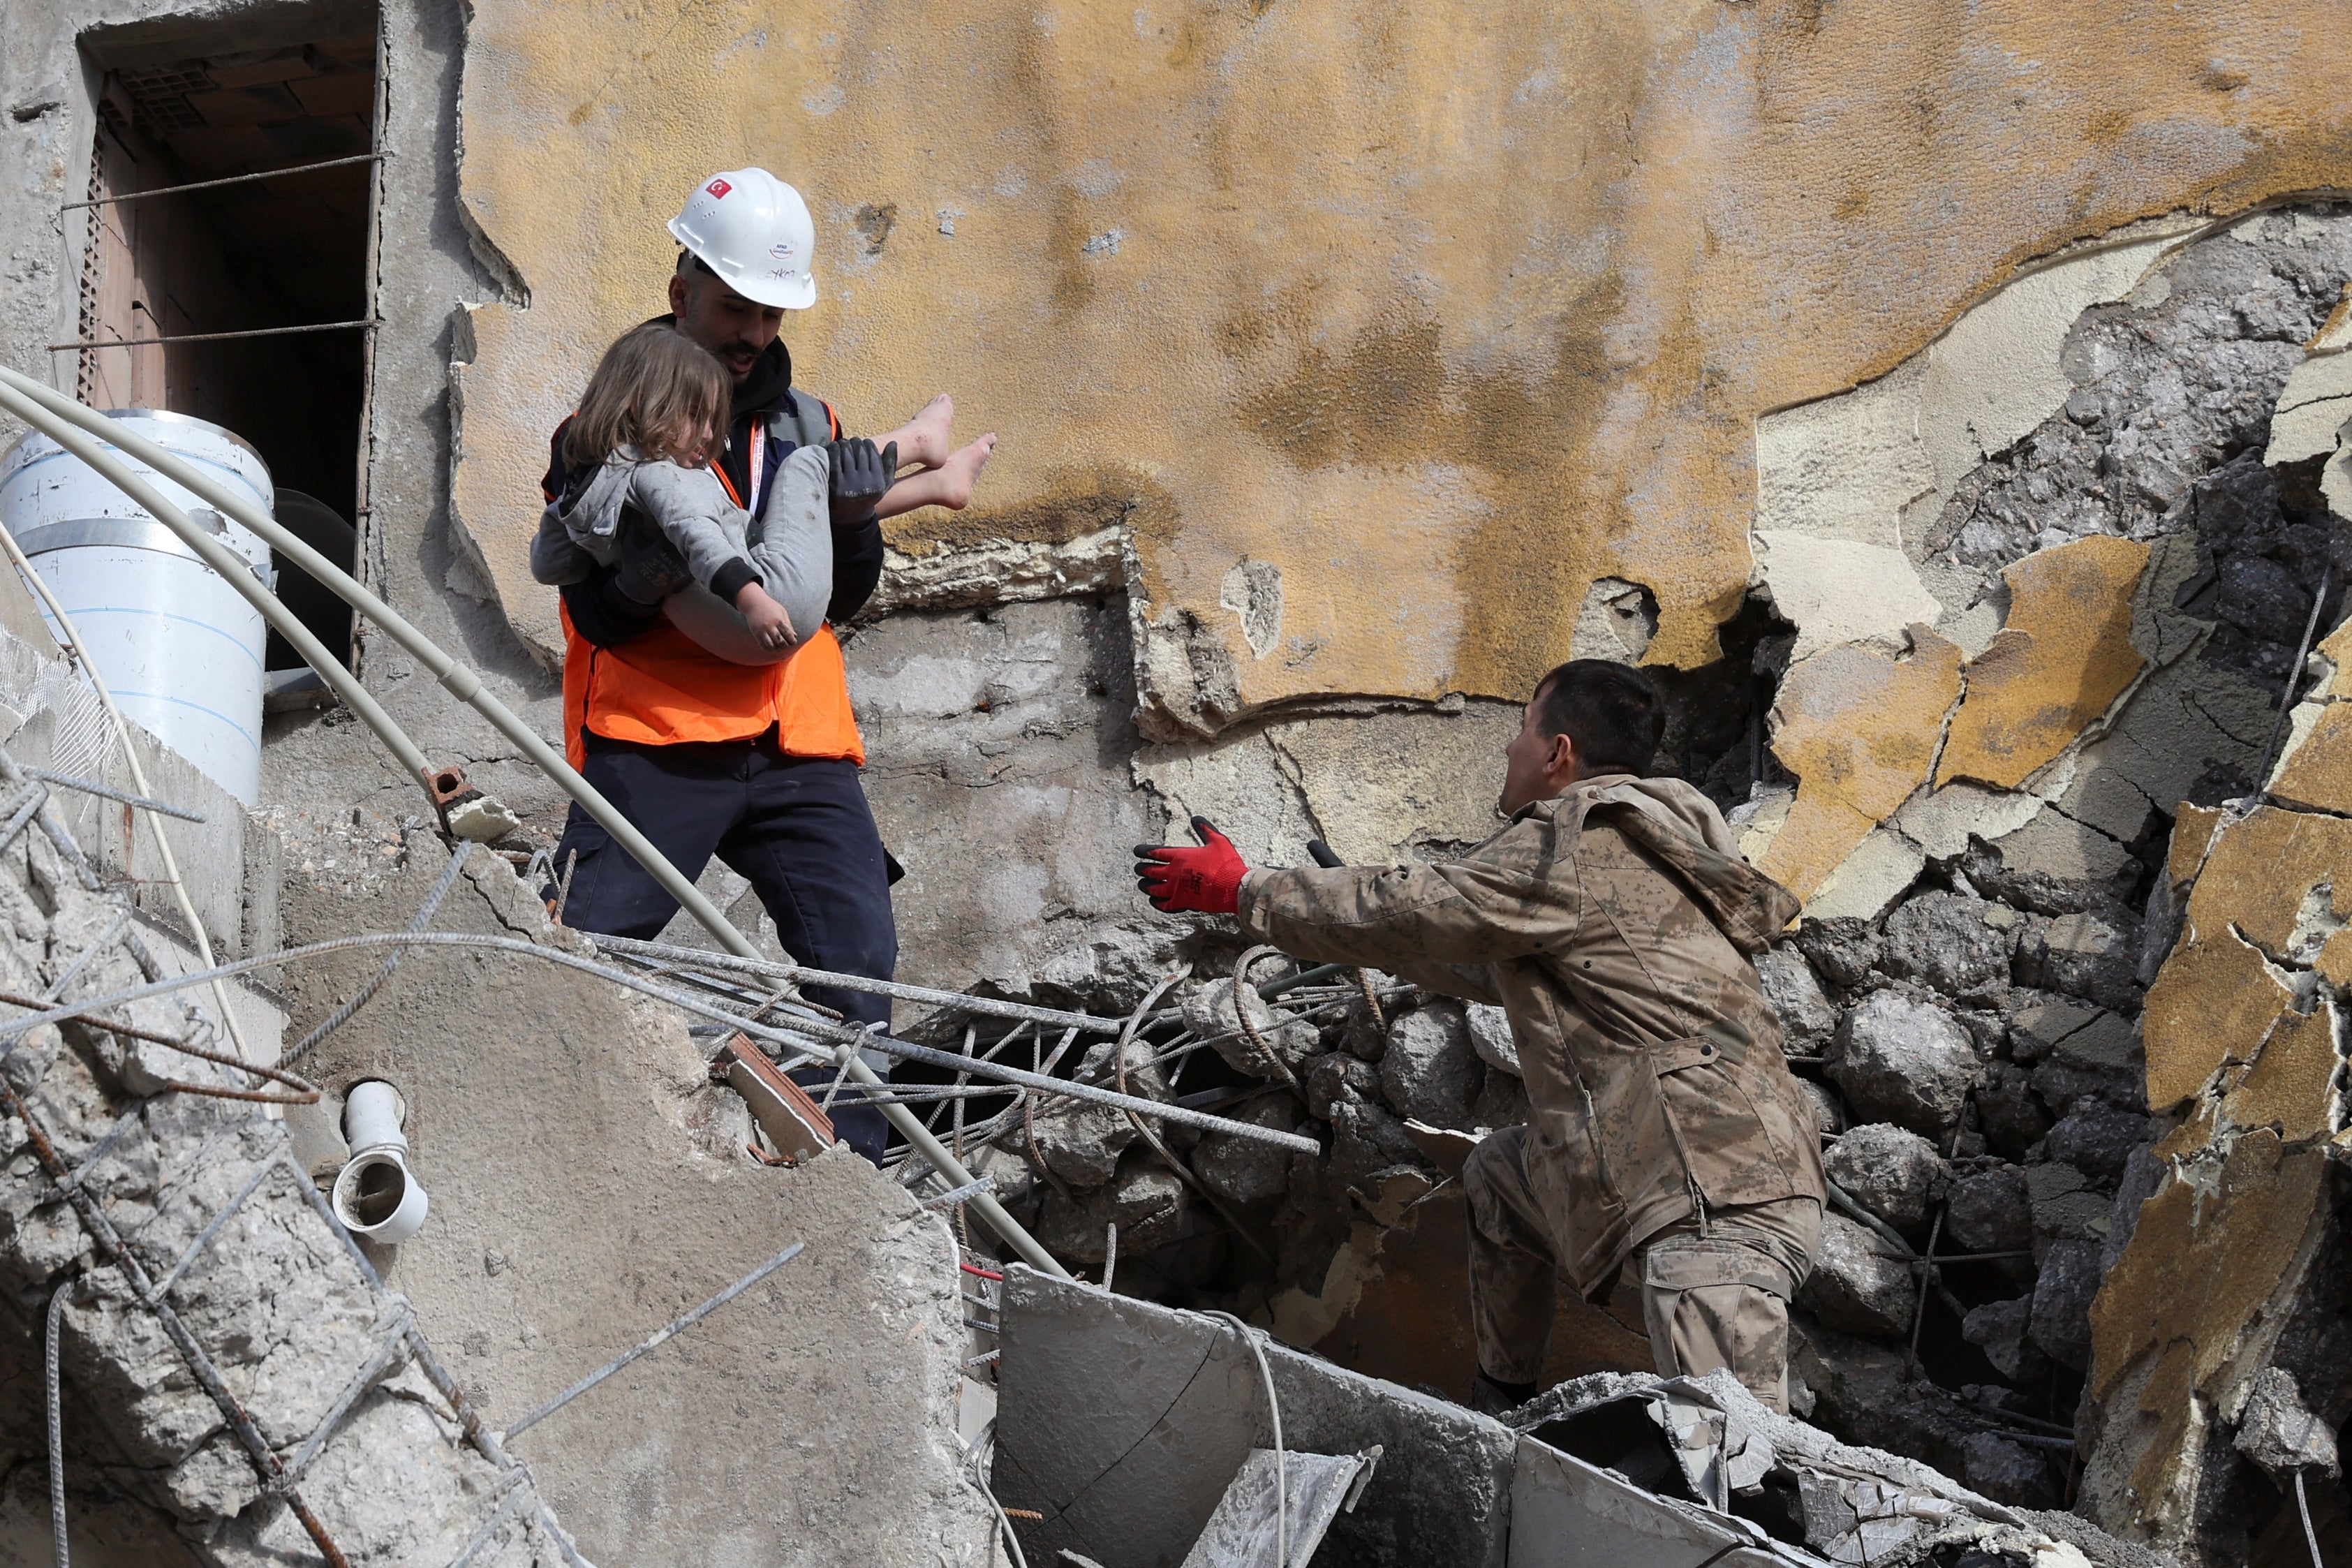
top-left (995, 1264), bottom-right (2164, 1567)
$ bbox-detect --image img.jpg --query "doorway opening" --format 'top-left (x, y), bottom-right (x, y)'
top-left (68, 10), bottom-right (378, 675)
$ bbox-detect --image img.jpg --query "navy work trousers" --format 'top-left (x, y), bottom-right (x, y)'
top-left (547, 727), bottom-right (896, 1162)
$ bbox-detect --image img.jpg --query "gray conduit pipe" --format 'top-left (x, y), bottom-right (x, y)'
top-left (0, 370), bottom-right (1069, 1279)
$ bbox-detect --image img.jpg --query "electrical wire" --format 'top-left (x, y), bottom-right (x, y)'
top-left (1204, 1312), bottom-right (1287, 1568)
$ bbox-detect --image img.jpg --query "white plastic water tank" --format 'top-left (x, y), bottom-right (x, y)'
top-left (0, 411), bottom-right (273, 805)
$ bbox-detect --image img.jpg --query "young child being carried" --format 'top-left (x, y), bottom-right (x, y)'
top-left (530, 322), bottom-right (873, 648)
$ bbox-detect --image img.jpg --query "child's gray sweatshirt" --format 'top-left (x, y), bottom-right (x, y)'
top-left (528, 443), bottom-right (834, 646)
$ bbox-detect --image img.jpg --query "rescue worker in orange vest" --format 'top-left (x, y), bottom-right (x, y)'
top-left (542, 169), bottom-right (969, 1163)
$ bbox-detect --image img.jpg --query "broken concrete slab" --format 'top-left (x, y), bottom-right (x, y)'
top-left (1178, 1447), bottom-right (1379, 1568)
top-left (993, 1265), bottom-right (1517, 1567)
top-left (276, 837), bottom-right (992, 1567)
top-left (1507, 1433), bottom-right (1787, 1567)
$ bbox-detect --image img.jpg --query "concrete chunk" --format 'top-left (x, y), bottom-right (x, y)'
top-left (993, 1266), bottom-right (1515, 1568)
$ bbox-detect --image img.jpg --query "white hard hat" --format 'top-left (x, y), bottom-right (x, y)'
top-left (667, 168), bottom-right (818, 310)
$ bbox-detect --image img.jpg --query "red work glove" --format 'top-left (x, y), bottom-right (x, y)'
top-left (1135, 817), bottom-right (1248, 915)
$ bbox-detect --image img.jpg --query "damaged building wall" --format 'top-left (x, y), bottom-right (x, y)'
top-left (4, 0), bottom-right (2352, 1556)
top-left (441, 0), bottom-right (2352, 726)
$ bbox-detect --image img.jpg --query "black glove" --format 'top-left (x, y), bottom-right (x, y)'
top-left (827, 438), bottom-right (898, 529)
top-left (614, 508), bottom-right (693, 605)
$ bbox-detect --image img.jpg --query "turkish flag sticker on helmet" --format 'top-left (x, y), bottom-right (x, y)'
top-left (707, 178), bottom-right (732, 199)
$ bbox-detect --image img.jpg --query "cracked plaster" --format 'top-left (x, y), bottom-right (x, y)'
top-left (1756, 628), bottom-right (1961, 907)
top-left (1937, 536), bottom-right (2152, 791)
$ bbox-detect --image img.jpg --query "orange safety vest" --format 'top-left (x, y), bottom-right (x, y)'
top-left (559, 398), bottom-right (864, 768)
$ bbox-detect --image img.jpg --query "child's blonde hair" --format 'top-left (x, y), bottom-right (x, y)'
top-left (564, 323), bottom-right (731, 470)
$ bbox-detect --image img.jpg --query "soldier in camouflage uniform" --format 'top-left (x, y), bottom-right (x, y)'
top-left (1136, 660), bottom-right (1825, 1414)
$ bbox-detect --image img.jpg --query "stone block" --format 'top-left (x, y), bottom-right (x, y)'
top-left (1183, 975), bottom-right (1320, 1081)
top-left (1380, 1001), bottom-right (1482, 1127)
top-left (1791, 917), bottom-right (1884, 991)
top-left (2025, 1162), bottom-right (2109, 1243)
top-left (1881, 891), bottom-right (2011, 997)
top-left (1975, 1067), bottom-right (2050, 1166)
top-left (993, 1266), bottom-right (1516, 1567)
top-left (2015, 911), bottom-right (2141, 1010)
top-left (1828, 992), bottom-right (1980, 1138)
top-left (1756, 948), bottom-right (1837, 1049)
top-left (2027, 1236), bottom-right (2103, 1370)
top-left (1796, 1213), bottom-right (1916, 1339)
top-left (2044, 1102), bottom-right (2150, 1190)
top-left (1945, 1167), bottom-right (2033, 1255)
top-left (1195, 1098), bottom-right (1303, 1208)
top-left (1328, 1098), bottom-right (1426, 1184)
top-left (1464, 1002), bottom-right (1521, 1077)
top-left (1961, 1297), bottom-right (2048, 1384)
top-left (1306, 1052), bottom-right (1378, 1121)
top-left (1040, 1155), bottom-right (1188, 1264)
top-left (1823, 1123), bottom-right (1944, 1233)
top-left (2007, 998), bottom-right (2102, 1064)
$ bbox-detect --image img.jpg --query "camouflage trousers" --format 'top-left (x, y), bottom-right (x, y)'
top-left (1462, 1124), bottom-right (1819, 1412)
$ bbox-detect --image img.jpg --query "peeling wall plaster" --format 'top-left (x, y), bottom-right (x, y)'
top-left (446, 0), bottom-right (2352, 732)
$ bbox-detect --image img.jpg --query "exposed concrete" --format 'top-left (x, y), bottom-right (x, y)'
top-left (274, 831), bottom-right (993, 1566)
top-left (993, 1264), bottom-right (1516, 1568)
top-left (0, 742), bottom-right (578, 1567)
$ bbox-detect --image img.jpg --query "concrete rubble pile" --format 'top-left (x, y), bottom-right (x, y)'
top-left (0, 750), bottom-right (582, 1565)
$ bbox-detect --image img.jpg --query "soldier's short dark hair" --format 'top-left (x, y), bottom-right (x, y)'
top-left (1531, 660), bottom-right (1664, 775)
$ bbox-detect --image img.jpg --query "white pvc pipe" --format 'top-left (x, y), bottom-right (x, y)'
top-left (334, 1079), bottom-right (427, 1243)
top-left (0, 370), bottom-right (1068, 1279)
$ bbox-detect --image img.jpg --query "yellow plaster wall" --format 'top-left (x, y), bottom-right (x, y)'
top-left (451, 0), bottom-right (2352, 718)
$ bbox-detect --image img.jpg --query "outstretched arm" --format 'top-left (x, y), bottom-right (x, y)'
top-left (1134, 817), bottom-right (1580, 971)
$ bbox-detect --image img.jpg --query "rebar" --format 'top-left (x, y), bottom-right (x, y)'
top-left (288, 840), bottom-right (474, 1061)
top-left (49, 318), bottom-right (379, 352)
top-left (588, 931), bottom-right (1123, 1035)
top-left (924, 1175), bottom-right (997, 1209)
top-left (59, 152), bottom-right (386, 210)
top-left (0, 930), bottom-right (1322, 1153)
top-left (20, 766), bottom-right (205, 822)
top-left (46, 1278), bottom-right (68, 1568)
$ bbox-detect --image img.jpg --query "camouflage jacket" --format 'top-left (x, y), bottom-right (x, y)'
top-left (1236, 774), bottom-right (1826, 1294)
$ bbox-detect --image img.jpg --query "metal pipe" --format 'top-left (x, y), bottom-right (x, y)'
top-left (0, 374), bottom-right (1069, 1273)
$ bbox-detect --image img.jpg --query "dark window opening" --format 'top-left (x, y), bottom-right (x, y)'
top-left (71, 15), bottom-right (378, 673)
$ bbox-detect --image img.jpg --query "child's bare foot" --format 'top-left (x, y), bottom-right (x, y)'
top-left (933, 432), bottom-right (996, 510)
top-left (896, 394), bottom-right (956, 470)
